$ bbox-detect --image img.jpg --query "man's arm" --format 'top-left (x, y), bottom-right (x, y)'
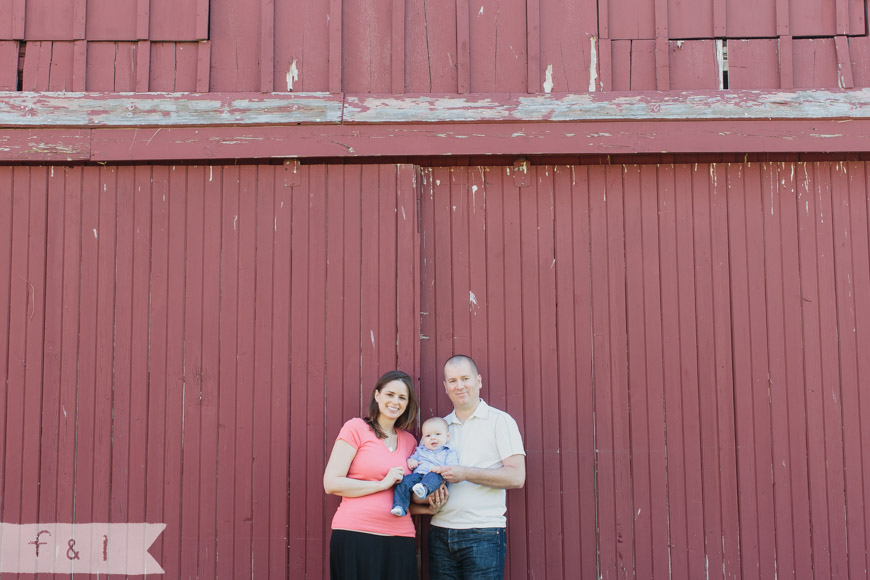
top-left (431, 454), bottom-right (525, 489)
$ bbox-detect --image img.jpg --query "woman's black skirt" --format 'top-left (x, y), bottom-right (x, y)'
top-left (329, 529), bottom-right (418, 580)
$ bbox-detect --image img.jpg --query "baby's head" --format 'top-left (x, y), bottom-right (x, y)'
top-left (421, 417), bottom-right (450, 450)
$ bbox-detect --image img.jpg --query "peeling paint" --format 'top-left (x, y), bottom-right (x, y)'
top-left (371, 330), bottom-right (375, 348)
top-left (469, 291), bottom-right (478, 311)
top-left (286, 59), bottom-right (300, 91)
top-left (93, 228), bottom-right (98, 239)
top-left (589, 37), bottom-right (598, 92)
top-left (478, 6), bottom-right (483, 16)
top-left (543, 64), bottom-right (554, 94)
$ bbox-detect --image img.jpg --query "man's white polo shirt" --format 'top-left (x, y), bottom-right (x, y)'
top-left (430, 400), bottom-right (525, 529)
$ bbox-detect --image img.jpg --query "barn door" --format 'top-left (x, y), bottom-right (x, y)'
top-left (0, 163), bottom-right (421, 579)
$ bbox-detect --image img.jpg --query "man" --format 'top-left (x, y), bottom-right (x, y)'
top-left (428, 355), bottom-right (526, 579)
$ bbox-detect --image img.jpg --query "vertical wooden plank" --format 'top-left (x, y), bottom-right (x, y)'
top-left (137, 0), bottom-right (150, 38)
top-left (328, 0), bottom-right (342, 92)
top-left (341, 165), bottom-right (362, 424)
top-left (641, 165), bottom-right (670, 580)
top-left (419, 168), bottom-right (437, 417)
top-left (234, 165), bottom-right (257, 580)
top-left (197, 165), bottom-right (220, 580)
top-left (526, 0), bottom-right (539, 93)
top-left (539, 0), bottom-right (596, 92)
top-left (136, 40), bottom-right (151, 91)
top-left (553, 165), bottom-right (581, 579)
top-left (359, 166), bottom-right (379, 389)
top-left (378, 165), bottom-right (398, 371)
top-left (288, 164), bottom-right (310, 576)
top-left (161, 165), bottom-right (188, 579)
top-left (713, 0), bottom-right (726, 36)
top-left (37, 167), bottom-right (64, 546)
top-left (836, 0), bottom-right (849, 34)
top-left (760, 163), bottom-right (797, 580)
top-left (12, 0), bottom-right (24, 38)
top-left (467, 168), bottom-right (488, 375)
top-left (196, 41), bottom-right (210, 92)
top-left (606, 165), bottom-right (633, 580)
top-left (817, 163), bottom-right (850, 579)
top-left (687, 164), bottom-right (722, 579)
top-left (727, 39), bottom-right (780, 89)
top-left (589, 164), bottom-right (617, 580)
top-left (396, 165), bottom-right (419, 375)
top-left (573, 167), bottom-right (597, 580)
top-left (306, 165), bottom-right (328, 578)
top-left (831, 162), bottom-right (867, 580)
top-left (450, 169), bottom-right (470, 356)
top-left (22, 41), bottom-right (51, 90)
top-left (20, 168), bottom-right (46, 533)
top-left (148, 42), bottom-right (177, 91)
top-left (0, 168), bottom-right (12, 529)
top-left (456, 0), bottom-right (470, 93)
top-left (72, 0), bottom-right (86, 39)
top-left (76, 167), bottom-right (101, 534)
top-left (727, 164), bottom-right (762, 580)
top-left (623, 164), bottom-right (653, 580)
top-left (145, 166), bottom-right (169, 568)
top-left (775, 0), bottom-right (790, 35)
top-left (215, 166), bottom-right (239, 578)
top-left (3, 177), bottom-right (27, 531)
top-left (251, 166), bottom-right (275, 579)
top-left (269, 164), bottom-right (291, 580)
top-left (70, 40), bottom-right (86, 91)
top-left (710, 164), bottom-right (741, 580)
top-left (322, 164), bottom-right (345, 575)
top-left (536, 168), bottom-right (562, 580)
top-left (655, 38), bottom-right (670, 90)
top-left (196, 0), bottom-right (209, 38)
top-left (391, 0), bottom-right (405, 93)
top-left (852, 163), bottom-right (870, 573)
top-left (432, 168), bottom-right (454, 417)
top-left (797, 163), bottom-right (833, 580)
top-left (92, 166), bottom-right (117, 543)
top-left (180, 166), bottom-right (205, 580)
top-left (260, 0), bottom-right (274, 91)
top-left (342, 0), bottom-right (392, 92)
top-left (778, 162), bottom-right (814, 579)
top-left (56, 168), bottom-right (82, 527)
top-left (598, 38), bottom-right (612, 92)
top-left (834, 36), bottom-right (854, 89)
top-left (779, 36), bottom-right (794, 89)
top-left (85, 42), bottom-right (117, 91)
top-left (114, 42), bottom-right (136, 91)
top-left (128, 166), bottom-right (152, 536)
top-left (174, 44), bottom-right (199, 91)
top-left (502, 166), bottom-right (528, 580)
top-left (484, 168), bottom-right (507, 426)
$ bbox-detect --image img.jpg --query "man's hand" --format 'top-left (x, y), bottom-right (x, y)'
top-left (430, 464), bottom-right (468, 484)
top-left (407, 458), bottom-right (419, 470)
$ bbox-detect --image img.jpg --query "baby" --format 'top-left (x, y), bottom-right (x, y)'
top-left (391, 417), bottom-right (459, 517)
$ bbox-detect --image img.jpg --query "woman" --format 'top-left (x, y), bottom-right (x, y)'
top-left (324, 370), bottom-right (446, 579)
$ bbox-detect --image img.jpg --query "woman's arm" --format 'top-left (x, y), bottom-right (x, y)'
top-left (323, 439), bottom-right (405, 497)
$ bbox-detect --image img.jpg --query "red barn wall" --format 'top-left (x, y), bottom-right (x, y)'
top-left (3, 160), bottom-right (870, 578)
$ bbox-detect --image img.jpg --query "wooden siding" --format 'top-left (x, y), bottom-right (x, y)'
top-left (0, 0), bottom-right (868, 94)
top-left (417, 162), bottom-right (870, 580)
top-left (3, 160), bottom-right (870, 578)
top-left (0, 163), bottom-right (420, 579)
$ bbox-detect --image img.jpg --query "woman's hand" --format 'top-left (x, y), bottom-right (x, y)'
top-left (427, 484), bottom-right (448, 513)
top-left (381, 466), bottom-right (405, 489)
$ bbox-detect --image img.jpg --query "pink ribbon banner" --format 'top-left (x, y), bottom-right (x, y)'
top-left (0, 523), bottom-right (166, 574)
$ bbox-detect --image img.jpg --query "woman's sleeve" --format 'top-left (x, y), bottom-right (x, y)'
top-left (336, 418), bottom-right (363, 449)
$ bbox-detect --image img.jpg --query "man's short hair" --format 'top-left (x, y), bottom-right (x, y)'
top-left (443, 354), bottom-right (479, 377)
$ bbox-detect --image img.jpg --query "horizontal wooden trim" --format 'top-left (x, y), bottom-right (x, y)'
top-left (3, 119), bottom-right (870, 162)
top-left (2, 89), bottom-right (870, 160)
top-left (2, 89), bottom-right (870, 127)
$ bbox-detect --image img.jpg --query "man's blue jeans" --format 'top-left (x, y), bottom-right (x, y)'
top-left (428, 525), bottom-right (506, 580)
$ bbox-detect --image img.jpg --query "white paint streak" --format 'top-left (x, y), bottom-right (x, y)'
top-left (63, 405), bottom-right (67, 418)
top-left (209, 166), bottom-right (213, 182)
top-left (401, 205), bottom-right (406, 220)
top-left (543, 64), bottom-right (554, 93)
top-left (370, 330), bottom-right (376, 348)
top-left (589, 37), bottom-right (598, 92)
top-left (234, 215), bottom-right (239, 230)
top-left (469, 291), bottom-right (479, 311)
top-left (93, 228), bottom-right (98, 239)
top-left (286, 59), bottom-right (299, 91)
top-left (50, 167), bottom-right (54, 177)
top-left (478, 6), bottom-right (484, 16)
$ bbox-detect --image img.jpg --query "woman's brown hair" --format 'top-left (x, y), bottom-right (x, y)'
top-left (363, 370), bottom-right (419, 438)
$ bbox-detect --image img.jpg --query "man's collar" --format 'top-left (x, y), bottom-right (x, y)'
top-left (446, 399), bottom-right (489, 424)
